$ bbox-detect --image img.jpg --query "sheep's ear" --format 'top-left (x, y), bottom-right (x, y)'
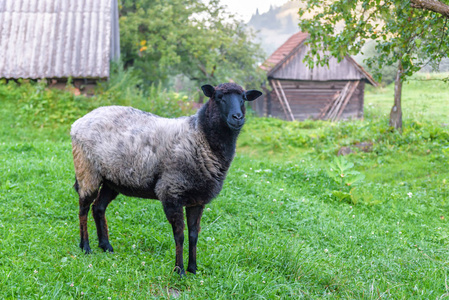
top-left (201, 85), bottom-right (215, 98)
top-left (244, 90), bottom-right (262, 101)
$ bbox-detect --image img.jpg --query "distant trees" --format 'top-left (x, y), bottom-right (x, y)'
top-left (298, 0), bottom-right (449, 130)
top-left (118, 0), bottom-right (265, 88)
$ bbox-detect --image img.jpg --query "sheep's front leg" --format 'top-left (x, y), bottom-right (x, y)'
top-left (163, 203), bottom-right (186, 277)
top-left (186, 205), bottom-right (204, 274)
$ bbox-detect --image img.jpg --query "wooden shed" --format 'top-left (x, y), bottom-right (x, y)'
top-left (252, 32), bottom-right (377, 121)
top-left (0, 0), bottom-right (120, 93)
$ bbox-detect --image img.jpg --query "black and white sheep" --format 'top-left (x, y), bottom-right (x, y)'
top-left (71, 83), bottom-right (262, 276)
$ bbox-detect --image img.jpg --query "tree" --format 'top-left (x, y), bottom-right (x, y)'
top-left (118, 0), bottom-right (265, 89)
top-left (298, 0), bottom-right (449, 130)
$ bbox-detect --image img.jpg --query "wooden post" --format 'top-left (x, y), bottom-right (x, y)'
top-left (326, 82), bottom-right (350, 120)
top-left (275, 80), bottom-right (295, 121)
top-left (271, 80), bottom-right (289, 120)
top-left (334, 80), bottom-right (360, 121)
top-left (262, 86), bottom-right (271, 117)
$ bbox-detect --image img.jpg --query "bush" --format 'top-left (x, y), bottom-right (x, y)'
top-left (0, 67), bottom-right (196, 142)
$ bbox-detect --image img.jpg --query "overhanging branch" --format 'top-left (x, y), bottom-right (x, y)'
top-left (410, 0), bottom-right (449, 18)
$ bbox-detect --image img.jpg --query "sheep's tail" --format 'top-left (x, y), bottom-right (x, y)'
top-left (74, 177), bottom-right (80, 195)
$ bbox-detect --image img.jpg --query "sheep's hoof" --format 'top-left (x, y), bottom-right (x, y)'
top-left (99, 243), bottom-right (114, 253)
top-left (80, 242), bottom-right (92, 254)
top-left (187, 267), bottom-right (197, 275)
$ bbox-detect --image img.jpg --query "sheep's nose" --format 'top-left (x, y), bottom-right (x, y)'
top-left (232, 113), bottom-right (243, 120)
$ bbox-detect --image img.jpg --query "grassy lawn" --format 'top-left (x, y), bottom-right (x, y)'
top-left (364, 72), bottom-right (449, 124)
top-left (0, 76), bottom-right (448, 298)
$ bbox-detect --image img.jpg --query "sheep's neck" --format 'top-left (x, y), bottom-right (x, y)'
top-left (197, 102), bottom-right (239, 167)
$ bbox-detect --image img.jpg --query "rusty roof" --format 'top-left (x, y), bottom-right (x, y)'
top-left (0, 0), bottom-right (120, 79)
top-left (261, 31), bottom-right (377, 86)
top-left (261, 31), bottom-right (309, 73)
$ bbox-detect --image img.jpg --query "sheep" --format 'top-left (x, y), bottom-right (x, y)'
top-left (70, 83), bottom-right (262, 277)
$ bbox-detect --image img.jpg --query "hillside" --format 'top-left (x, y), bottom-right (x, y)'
top-left (247, 1), bottom-right (302, 56)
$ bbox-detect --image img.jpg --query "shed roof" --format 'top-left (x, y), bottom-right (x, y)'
top-left (0, 0), bottom-right (120, 79)
top-left (261, 32), bottom-right (376, 86)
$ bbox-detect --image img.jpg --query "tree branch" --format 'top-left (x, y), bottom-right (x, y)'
top-left (410, 0), bottom-right (449, 18)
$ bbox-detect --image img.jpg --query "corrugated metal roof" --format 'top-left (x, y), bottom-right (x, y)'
top-left (0, 0), bottom-right (119, 79)
top-left (261, 31), bottom-right (377, 86)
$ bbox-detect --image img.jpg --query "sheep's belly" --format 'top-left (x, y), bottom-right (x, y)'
top-left (104, 179), bottom-right (159, 200)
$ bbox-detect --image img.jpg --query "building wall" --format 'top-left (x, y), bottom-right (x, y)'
top-left (251, 79), bottom-right (365, 121)
top-left (270, 45), bottom-right (366, 82)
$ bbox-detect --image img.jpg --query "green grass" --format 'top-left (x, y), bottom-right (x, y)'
top-left (0, 75), bottom-right (449, 298)
top-left (364, 72), bottom-right (449, 124)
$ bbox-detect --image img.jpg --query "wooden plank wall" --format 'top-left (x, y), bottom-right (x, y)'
top-left (250, 80), bottom-right (365, 121)
top-left (272, 45), bottom-right (364, 82)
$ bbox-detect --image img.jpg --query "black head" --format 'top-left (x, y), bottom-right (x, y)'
top-left (201, 83), bottom-right (262, 131)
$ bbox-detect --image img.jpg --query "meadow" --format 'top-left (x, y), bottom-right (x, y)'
top-left (0, 75), bottom-right (448, 299)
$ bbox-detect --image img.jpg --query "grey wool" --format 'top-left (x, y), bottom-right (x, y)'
top-left (71, 107), bottom-right (223, 201)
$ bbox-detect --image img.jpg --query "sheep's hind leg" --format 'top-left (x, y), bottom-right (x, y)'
top-left (92, 184), bottom-right (118, 252)
top-left (163, 202), bottom-right (186, 277)
top-left (186, 205), bottom-right (204, 274)
top-left (78, 190), bottom-right (98, 254)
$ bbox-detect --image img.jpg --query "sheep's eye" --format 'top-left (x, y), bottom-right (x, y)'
top-left (217, 94), bottom-right (223, 100)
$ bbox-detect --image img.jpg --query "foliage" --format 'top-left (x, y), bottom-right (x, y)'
top-left (0, 72), bottom-right (196, 142)
top-left (354, 40), bottom-right (398, 85)
top-left (0, 79), bottom-right (96, 141)
top-left (97, 63), bottom-right (196, 118)
top-left (118, 0), bottom-right (266, 88)
top-left (298, 0), bottom-right (449, 129)
top-left (326, 156), bottom-right (365, 203)
top-left (298, 0), bottom-right (449, 82)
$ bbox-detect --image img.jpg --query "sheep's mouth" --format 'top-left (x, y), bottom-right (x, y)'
top-left (227, 121), bottom-right (244, 131)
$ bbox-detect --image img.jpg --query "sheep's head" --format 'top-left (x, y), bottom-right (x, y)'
top-left (201, 83), bottom-right (262, 131)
